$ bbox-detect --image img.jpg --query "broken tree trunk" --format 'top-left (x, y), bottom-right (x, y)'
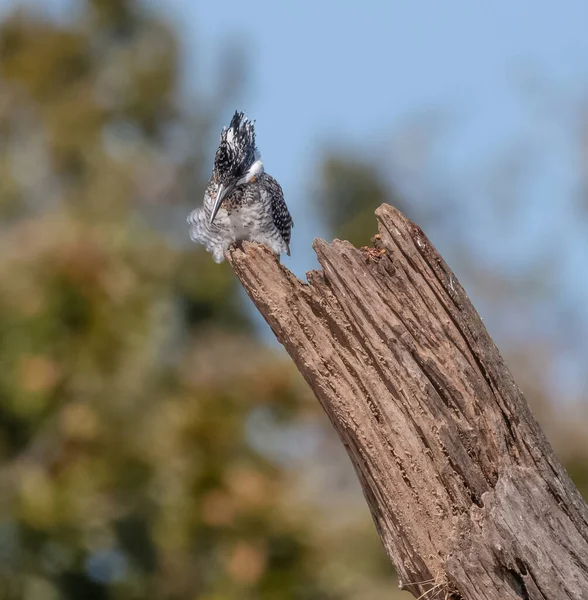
top-left (227, 204), bottom-right (588, 600)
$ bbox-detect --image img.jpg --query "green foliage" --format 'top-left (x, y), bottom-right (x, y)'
top-left (566, 457), bottom-right (588, 500)
top-left (0, 2), bottom-right (370, 598)
top-left (4, 2), bottom-right (583, 600)
top-left (317, 156), bottom-right (408, 248)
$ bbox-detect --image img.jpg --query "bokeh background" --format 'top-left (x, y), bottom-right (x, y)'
top-left (0, 1), bottom-right (587, 598)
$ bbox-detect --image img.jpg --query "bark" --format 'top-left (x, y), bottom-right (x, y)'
top-left (227, 204), bottom-right (588, 600)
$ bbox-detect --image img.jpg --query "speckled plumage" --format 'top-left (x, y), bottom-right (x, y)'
top-left (187, 111), bottom-right (293, 264)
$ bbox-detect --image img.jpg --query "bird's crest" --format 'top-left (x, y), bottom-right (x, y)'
top-left (214, 111), bottom-right (258, 183)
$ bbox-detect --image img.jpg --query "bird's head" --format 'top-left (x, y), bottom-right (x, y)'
top-left (209, 111), bottom-right (264, 224)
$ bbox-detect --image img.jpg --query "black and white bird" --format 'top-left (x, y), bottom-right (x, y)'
top-left (187, 111), bottom-right (293, 264)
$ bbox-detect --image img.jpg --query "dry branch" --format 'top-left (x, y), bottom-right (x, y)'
top-left (227, 204), bottom-right (588, 600)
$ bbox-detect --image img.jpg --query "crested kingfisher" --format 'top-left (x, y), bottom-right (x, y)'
top-left (187, 111), bottom-right (293, 264)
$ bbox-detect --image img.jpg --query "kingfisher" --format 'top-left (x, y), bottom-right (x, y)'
top-left (187, 111), bottom-right (293, 264)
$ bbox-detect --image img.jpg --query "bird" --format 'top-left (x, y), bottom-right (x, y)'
top-left (187, 111), bottom-right (293, 264)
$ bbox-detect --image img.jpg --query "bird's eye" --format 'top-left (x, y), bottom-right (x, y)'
top-left (249, 176), bottom-right (257, 184)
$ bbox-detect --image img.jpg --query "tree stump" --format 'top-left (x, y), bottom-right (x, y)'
top-left (227, 204), bottom-right (588, 600)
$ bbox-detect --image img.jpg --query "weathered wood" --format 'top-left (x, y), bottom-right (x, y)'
top-left (227, 204), bottom-right (588, 600)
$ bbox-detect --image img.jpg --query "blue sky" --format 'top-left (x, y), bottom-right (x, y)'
top-left (165, 0), bottom-right (588, 400)
top-left (2, 0), bottom-right (588, 401)
top-left (177, 3), bottom-right (587, 223)
top-left (164, 1), bottom-right (588, 272)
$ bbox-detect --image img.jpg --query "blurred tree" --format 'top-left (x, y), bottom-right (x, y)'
top-left (0, 2), bottom-right (367, 599)
top-left (6, 2), bottom-right (584, 600)
top-left (317, 155), bottom-right (408, 248)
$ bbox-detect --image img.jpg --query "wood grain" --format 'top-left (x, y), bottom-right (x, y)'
top-left (227, 204), bottom-right (588, 600)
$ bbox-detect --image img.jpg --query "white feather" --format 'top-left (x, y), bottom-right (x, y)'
top-left (238, 159), bottom-right (264, 186)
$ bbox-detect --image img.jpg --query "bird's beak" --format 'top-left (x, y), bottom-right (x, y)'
top-left (209, 181), bottom-right (235, 224)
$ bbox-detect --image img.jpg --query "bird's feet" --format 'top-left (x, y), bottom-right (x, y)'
top-left (231, 239), bottom-right (246, 253)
